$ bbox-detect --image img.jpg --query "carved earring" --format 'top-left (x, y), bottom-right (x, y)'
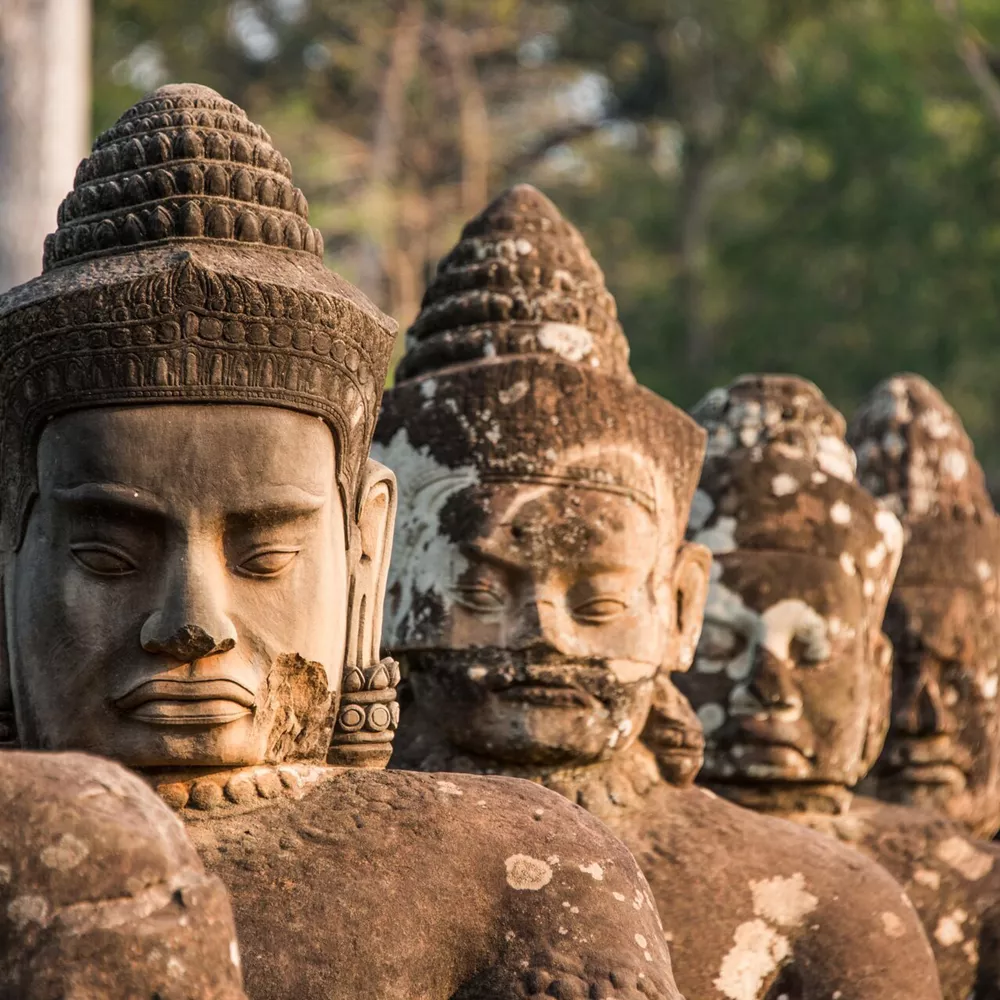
top-left (327, 461), bottom-right (400, 769)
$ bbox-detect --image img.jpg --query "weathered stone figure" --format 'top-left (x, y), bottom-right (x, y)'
top-left (673, 373), bottom-right (1000, 1000)
top-left (849, 373), bottom-right (1000, 840)
top-left (380, 186), bottom-right (942, 1000)
top-left (1, 751), bottom-right (246, 999)
top-left (0, 85), bottom-right (685, 1000)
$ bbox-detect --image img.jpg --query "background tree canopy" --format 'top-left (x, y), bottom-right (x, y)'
top-left (92, 0), bottom-right (1000, 487)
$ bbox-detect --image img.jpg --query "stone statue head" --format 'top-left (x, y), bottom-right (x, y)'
top-left (0, 85), bottom-right (400, 770)
top-left (850, 374), bottom-right (1000, 837)
top-left (671, 375), bottom-right (904, 794)
top-left (374, 185), bottom-right (710, 768)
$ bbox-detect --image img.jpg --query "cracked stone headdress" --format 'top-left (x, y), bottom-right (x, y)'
top-left (374, 184), bottom-right (705, 648)
top-left (849, 374), bottom-right (1000, 589)
top-left (0, 83), bottom-right (397, 550)
top-left (688, 374), bottom-right (903, 623)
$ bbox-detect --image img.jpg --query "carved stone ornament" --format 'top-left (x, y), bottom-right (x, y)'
top-left (850, 374), bottom-right (1000, 840)
top-left (0, 83), bottom-right (397, 555)
top-left (383, 194), bottom-right (944, 1000)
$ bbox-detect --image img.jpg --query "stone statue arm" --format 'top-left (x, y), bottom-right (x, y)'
top-left (793, 841), bottom-right (943, 1000)
top-left (442, 774), bottom-right (684, 1000)
top-left (0, 750), bottom-right (246, 1000)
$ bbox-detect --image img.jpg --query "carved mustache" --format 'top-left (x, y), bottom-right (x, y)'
top-left (404, 647), bottom-right (643, 702)
top-left (882, 736), bottom-right (974, 775)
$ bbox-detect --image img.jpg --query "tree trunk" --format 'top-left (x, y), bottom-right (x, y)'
top-left (0, 0), bottom-right (91, 292)
top-left (679, 143), bottom-right (714, 371)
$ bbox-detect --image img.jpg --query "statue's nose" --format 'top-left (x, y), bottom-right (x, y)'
top-left (140, 622), bottom-right (236, 661)
top-left (894, 656), bottom-right (955, 737)
top-left (139, 551), bottom-right (238, 662)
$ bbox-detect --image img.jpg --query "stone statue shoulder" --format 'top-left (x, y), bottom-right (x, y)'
top-left (185, 767), bottom-right (681, 1000)
top-left (806, 794), bottom-right (999, 1000)
top-left (640, 785), bottom-right (942, 1000)
top-left (0, 750), bottom-right (245, 999)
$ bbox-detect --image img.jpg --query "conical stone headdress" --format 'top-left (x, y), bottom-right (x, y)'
top-left (688, 374), bottom-right (903, 623)
top-left (375, 184), bottom-right (705, 649)
top-left (849, 374), bottom-right (1000, 589)
top-left (0, 84), bottom-right (397, 549)
top-left (397, 183), bottom-right (631, 382)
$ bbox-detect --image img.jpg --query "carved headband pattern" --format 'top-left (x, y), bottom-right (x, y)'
top-left (0, 84), bottom-right (397, 549)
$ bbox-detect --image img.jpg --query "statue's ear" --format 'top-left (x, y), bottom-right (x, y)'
top-left (667, 541), bottom-right (712, 673)
top-left (346, 459), bottom-right (398, 673)
top-left (858, 629), bottom-right (893, 780)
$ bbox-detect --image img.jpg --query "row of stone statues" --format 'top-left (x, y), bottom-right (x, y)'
top-left (0, 83), bottom-right (997, 1000)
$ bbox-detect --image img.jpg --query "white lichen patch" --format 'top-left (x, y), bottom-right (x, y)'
top-left (714, 919), bottom-right (791, 1000)
top-left (759, 600), bottom-right (830, 664)
top-left (750, 873), bottom-right (818, 928)
top-left (771, 474), bottom-right (799, 497)
top-left (497, 380), bottom-right (530, 406)
top-left (7, 894), bottom-right (49, 931)
top-left (935, 836), bottom-right (995, 881)
top-left (976, 559), bottom-right (994, 582)
top-left (913, 868), bottom-right (941, 891)
top-left (536, 322), bottom-right (594, 363)
top-left (880, 911), bottom-right (906, 938)
top-left (505, 854), bottom-right (553, 891)
top-left (940, 448), bottom-right (968, 481)
top-left (371, 428), bottom-right (480, 644)
top-left (579, 862), bottom-right (604, 881)
top-left (435, 780), bottom-right (464, 796)
top-left (829, 500), bottom-right (851, 525)
top-left (635, 933), bottom-right (648, 948)
top-left (839, 552), bottom-right (856, 577)
top-left (934, 908), bottom-right (968, 947)
top-left (40, 833), bottom-right (90, 872)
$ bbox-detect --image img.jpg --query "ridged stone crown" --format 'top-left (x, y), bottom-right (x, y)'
top-left (397, 184), bottom-right (633, 382)
top-left (849, 374), bottom-right (1000, 588)
top-left (0, 84), bottom-right (397, 550)
top-left (688, 374), bottom-right (903, 623)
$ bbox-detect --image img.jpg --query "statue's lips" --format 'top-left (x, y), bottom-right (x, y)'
top-left (496, 683), bottom-right (596, 708)
top-left (115, 679), bottom-right (255, 725)
top-left (881, 738), bottom-right (969, 786)
top-left (725, 717), bottom-right (815, 765)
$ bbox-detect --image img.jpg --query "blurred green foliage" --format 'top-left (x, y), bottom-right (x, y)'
top-left (91, 0), bottom-right (1000, 484)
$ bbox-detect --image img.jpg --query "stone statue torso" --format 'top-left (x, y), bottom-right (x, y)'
top-left (395, 734), bottom-right (942, 1000)
top-left (788, 795), bottom-right (1000, 1000)
top-left (178, 766), bottom-right (681, 1000)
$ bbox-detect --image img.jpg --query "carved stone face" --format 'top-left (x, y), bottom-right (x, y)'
top-left (403, 475), bottom-right (708, 766)
top-left (5, 405), bottom-right (350, 767)
top-left (673, 550), bottom-right (885, 787)
top-left (875, 580), bottom-right (1000, 834)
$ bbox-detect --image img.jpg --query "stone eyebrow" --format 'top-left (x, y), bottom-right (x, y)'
top-left (52, 483), bottom-right (170, 517)
top-left (225, 489), bottom-right (327, 530)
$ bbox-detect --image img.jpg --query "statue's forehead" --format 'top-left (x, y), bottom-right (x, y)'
top-left (711, 549), bottom-right (866, 614)
top-left (38, 404), bottom-right (335, 498)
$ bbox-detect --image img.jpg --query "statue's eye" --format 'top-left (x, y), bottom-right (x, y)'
top-left (574, 597), bottom-right (627, 623)
top-left (237, 549), bottom-right (300, 577)
top-left (453, 586), bottom-right (505, 613)
top-left (70, 544), bottom-right (137, 577)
